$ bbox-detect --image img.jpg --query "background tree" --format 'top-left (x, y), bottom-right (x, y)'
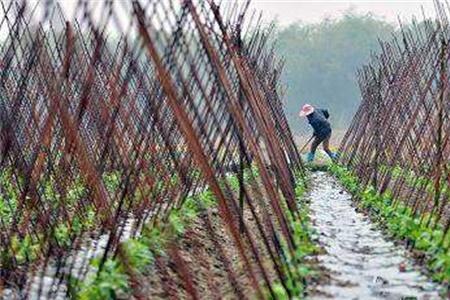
top-left (275, 11), bottom-right (394, 135)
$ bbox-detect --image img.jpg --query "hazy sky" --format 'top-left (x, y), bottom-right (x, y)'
top-left (0, 1), bottom-right (439, 40)
top-left (248, 1), bottom-right (437, 26)
top-left (25, 1), bottom-right (438, 26)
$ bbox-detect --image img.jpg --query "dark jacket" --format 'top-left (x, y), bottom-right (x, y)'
top-left (307, 109), bottom-right (331, 138)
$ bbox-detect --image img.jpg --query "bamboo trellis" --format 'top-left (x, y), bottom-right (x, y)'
top-left (0, 1), bottom-right (305, 299)
top-left (339, 1), bottom-right (450, 255)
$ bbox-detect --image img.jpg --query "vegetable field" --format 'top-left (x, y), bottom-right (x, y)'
top-left (339, 1), bottom-right (450, 284)
top-left (0, 0), bottom-right (449, 299)
top-left (0, 1), bottom-right (307, 299)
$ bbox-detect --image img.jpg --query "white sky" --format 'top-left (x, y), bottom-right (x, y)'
top-left (247, 0), bottom-right (437, 26)
top-left (0, 1), bottom-right (440, 40)
top-left (23, 1), bottom-right (439, 26)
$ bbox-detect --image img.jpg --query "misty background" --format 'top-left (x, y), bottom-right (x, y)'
top-left (274, 11), bottom-right (393, 134)
top-left (248, 1), bottom-right (434, 137)
top-left (20, 0), bottom-right (433, 138)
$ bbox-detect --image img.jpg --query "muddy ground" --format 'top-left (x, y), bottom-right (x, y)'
top-left (306, 171), bottom-right (445, 300)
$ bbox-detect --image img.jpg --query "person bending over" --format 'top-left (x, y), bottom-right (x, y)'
top-left (299, 104), bottom-right (337, 162)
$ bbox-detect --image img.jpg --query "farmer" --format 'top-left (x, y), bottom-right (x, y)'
top-left (299, 104), bottom-right (337, 162)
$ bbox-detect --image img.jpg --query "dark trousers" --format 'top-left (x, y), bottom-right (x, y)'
top-left (310, 132), bottom-right (333, 157)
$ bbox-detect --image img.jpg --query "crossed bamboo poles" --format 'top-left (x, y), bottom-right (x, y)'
top-left (340, 0), bottom-right (450, 254)
top-left (0, 1), bottom-right (305, 298)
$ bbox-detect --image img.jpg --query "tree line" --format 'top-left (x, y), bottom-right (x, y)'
top-left (274, 11), bottom-right (395, 133)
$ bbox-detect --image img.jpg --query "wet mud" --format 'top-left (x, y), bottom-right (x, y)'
top-left (307, 172), bottom-right (444, 300)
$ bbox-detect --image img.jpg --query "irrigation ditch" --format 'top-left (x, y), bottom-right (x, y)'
top-left (303, 167), bottom-right (448, 299)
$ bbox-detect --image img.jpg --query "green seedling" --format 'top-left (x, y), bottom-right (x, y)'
top-left (330, 164), bottom-right (450, 286)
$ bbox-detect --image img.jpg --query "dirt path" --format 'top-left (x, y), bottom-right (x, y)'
top-left (307, 171), bottom-right (444, 300)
